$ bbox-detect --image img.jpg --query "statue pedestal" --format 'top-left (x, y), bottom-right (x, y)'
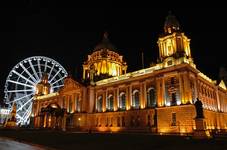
top-left (4, 120), bottom-right (17, 128)
top-left (193, 118), bottom-right (211, 139)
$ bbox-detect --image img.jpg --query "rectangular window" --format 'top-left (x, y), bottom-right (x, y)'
top-left (171, 113), bottom-right (176, 126)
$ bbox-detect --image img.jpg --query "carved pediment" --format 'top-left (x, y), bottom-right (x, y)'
top-left (60, 77), bottom-right (82, 92)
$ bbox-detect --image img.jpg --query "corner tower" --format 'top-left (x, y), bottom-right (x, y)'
top-left (83, 32), bottom-right (127, 82)
top-left (157, 12), bottom-right (193, 65)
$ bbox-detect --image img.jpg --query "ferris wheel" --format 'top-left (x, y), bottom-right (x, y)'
top-left (4, 56), bottom-right (68, 125)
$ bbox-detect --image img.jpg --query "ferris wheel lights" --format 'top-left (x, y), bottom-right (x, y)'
top-left (4, 56), bottom-right (68, 125)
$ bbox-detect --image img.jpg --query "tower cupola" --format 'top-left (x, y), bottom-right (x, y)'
top-left (157, 12), bottom-right (193, 65)
top-left (164, 11), bottom-right (180, 34)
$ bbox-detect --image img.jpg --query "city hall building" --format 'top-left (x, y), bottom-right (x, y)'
top-left (31, 13), bottom-right (227, 135)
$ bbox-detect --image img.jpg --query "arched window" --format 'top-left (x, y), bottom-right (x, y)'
top-left (132, 90), bottom-right (140, 109)
top-left (119, 92), bottom-right (126, 110)
top-left (107, 94), bottom-right (114, 111)
top-left (147, 88), bottom-right (156, 107)
top-left (97, 96), bottom-right (103, 112)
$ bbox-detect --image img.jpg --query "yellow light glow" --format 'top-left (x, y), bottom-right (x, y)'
top-left (112, 63), bottom-right (117, 76)
top-left (180, 128), bottom-right (186, 133)
top-left (140, 104), bottom-right (145, 109)
top-left (35, 92), bottom-right (59, 100)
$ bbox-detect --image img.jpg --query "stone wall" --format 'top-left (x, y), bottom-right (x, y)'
top-left (71, 109), bottom-right (156, 133)
top-left (204, 110), bottom-right (227, 132)
top-left (157, 104), bottom-right (196, 134)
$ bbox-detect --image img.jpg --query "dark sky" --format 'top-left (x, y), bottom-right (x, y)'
top-left (0, 3), bottom-right (226, 100)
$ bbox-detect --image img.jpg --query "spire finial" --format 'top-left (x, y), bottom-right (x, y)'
top-left (103, 31), bottom-right (109, 39)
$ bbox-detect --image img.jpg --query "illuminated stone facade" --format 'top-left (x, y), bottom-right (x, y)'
top-left (32, 13), bottom-right (227, 135)
top-left (35, 73), bottom-right (51, 96)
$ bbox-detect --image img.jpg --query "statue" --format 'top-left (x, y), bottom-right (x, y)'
top-left (89, 64), bottom-right (96, 85)
top-left (193, 98), bottom-right (211, 139)
top-left (4, 103), bottom-right (17, 128)
top-left (194, 98), bottom-right (204, 118)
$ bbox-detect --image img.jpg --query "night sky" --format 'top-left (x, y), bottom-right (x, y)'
top-left (0, 3), bottom-right (226, 100)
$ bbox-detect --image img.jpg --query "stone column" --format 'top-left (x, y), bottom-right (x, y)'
top-left (183, 73), bottom-right (188, 104)
top-left (129, 84), bottom-right (132, 109)
top-left (139, 82), bottom-right (144, 109)
top-left (53, 115), bottom-right (56, 129)
top-left (183, 72), bottom-right (192, 104)
top-left (194, 76), bottom-right (198, 103)
top-left (36, 101), bottom-right (40, 117)
top-left (95, 90), bottom-right (97, 113)
top-left (62, 111), bottom-right (67, 131)
top-left (114, 88), bottom-right (118, 111)
top-left (126, 85), bottom-right (129, 110)
top-left (215, 86), bottom-right (220, 111)
top-left (162, 77), bottom-right (165, 106)
top-left (179, 73), bottom-right (183, 104)
top-left (106, 89), bottom-right (108, 110)
top-left (103, 91), bottom-right (106, 112)
top-left (156, 77), bottom-right (162, 107)
top-left (117, 87), bottom-right (119, 109)
top-left (83, 69), bottom-right (86, 79)
top-left (66, 95), bottom-right (69, 113)
top-left (43, 114), bottom-right (46, 128)
top-left (143, 82), bottom-right (147, 108)
top-left (72, 94), bottom-right (75, 113)
top-left (37, 116), bottom-right (40, 128)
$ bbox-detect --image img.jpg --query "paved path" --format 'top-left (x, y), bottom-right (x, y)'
top-left (0, 137), bottom-right (47, 150)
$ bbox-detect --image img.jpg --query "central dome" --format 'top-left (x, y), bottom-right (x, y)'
top-left (83, 32), bottom-right (127, 82)
top-left (94, 32), bottom-right (117, 52)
